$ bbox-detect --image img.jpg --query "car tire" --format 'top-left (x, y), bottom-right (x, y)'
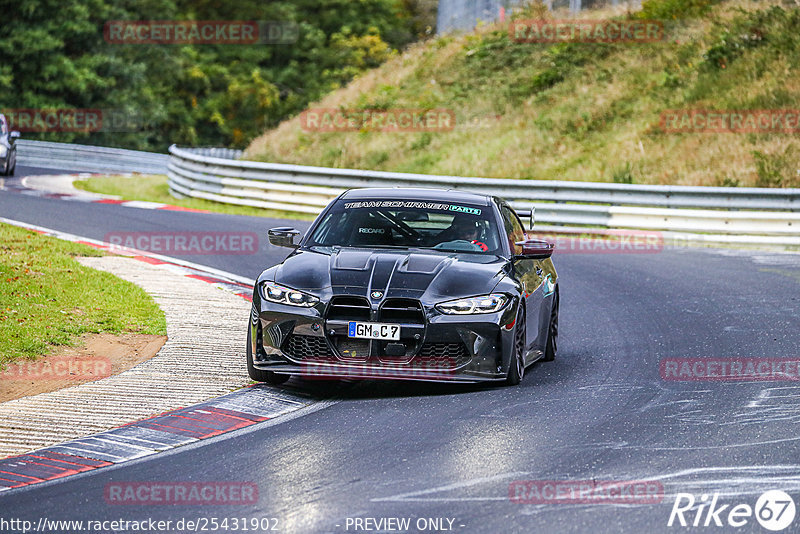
top-left (505, 307), bottom-right (526, 386)
top-left (247, 328), bottom-right (290, 385)
top-left (8, 160), bottom-right (14, 176)
top-left (541, 286), bottom-right (559, 362)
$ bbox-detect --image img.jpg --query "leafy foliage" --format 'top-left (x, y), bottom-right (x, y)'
top-left (753, 145), bottom-right (800, 188)
top-left (611, 163), bottom-right (635, 184)
top-left (701, 5), bottom-right (800, 72)
top-left (638, 0), bottom-right (721, 20)
top-left (0, 0), bottom-right (419, 149)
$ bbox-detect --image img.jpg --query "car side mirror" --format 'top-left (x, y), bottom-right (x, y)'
top-left (268, 227), bottom-right (301, 249)
top-left (9, 131), bottom-right (20, 140)
top-left (514, 239), bottom-right (554, 260)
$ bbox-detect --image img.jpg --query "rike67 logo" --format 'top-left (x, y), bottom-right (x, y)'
top-left (668, 490), bottom-right (796, 531)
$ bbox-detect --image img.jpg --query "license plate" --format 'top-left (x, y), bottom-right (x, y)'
top-left (348, 321), bottom-right (401, 341)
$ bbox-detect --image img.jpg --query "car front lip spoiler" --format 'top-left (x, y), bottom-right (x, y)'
top-left (252, 361), bottom-right (505, 384)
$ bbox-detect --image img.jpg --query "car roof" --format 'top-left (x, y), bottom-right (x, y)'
top-left (340, 187), bottom-right (492, 206)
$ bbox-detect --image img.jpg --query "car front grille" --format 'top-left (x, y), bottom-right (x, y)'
top-left (283, 334), bottom-right (335, 361)
top-left (335, 338), bottom-right (370, 361)
top-left (378, 298), bottom-right (424, 323)
top-left (283, 335), bottom-right (469, 370)
top-left (374, 298), bottom-right (425, 362)
top-left (412, 342), bottom-right (471, 369)
top-left (327, 296), bottom-right (371, 321)
top-left (317, 296), bottom-right (469, 369)
top-left (326, 296), bottom-right (372, 360)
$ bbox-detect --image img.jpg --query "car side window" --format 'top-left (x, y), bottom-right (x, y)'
top-left (501, 205), bottom-right (526, 255)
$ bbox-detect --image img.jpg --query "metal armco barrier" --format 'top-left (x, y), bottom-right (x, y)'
top-left (16, 139), bottom-right (169, 174)
top-left (13, 140), bottom-right (798, 246)
top-left (168, 145), bottom-right (800, 247)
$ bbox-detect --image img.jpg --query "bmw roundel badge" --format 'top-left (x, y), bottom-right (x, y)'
top-left (370, 291), bottom-right (383, 300)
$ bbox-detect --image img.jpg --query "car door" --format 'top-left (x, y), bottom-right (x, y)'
top-left (500, 204), bottom-right (544, 361)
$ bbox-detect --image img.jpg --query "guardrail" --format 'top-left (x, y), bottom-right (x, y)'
top-left (167, 144), bottom-right (800, 246)
top-left (15, 140), bottom-right (797, 246)
top-left (16, 140), bottom-right (169, 174)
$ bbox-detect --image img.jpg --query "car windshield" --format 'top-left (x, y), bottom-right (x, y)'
top-left (308, 199), bottom-right (502, 254)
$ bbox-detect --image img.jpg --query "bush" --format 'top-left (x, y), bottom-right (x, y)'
top-left (702, 6), bottom-right (800, 72)
top-left (753, 145), bottom-right (800, 188)
top-left (639, 0), bottom-right (721, 20)
top-left (0, 0), bottom-right (418, 151)
top-left (612, 163), bottom-right (635, 184)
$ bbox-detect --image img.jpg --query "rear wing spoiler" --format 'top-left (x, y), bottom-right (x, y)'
top-left (514, 207), bottom-right (535, 231)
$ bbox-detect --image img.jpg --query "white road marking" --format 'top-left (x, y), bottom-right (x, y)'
top-left (119, 200), bottom-right (167, 209)
top-left (0, 217), bottom-right (253, 285)
top-left (371, 466), bottom-right (800, 505)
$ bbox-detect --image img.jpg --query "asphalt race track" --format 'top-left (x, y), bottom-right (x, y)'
top-left (0, 167), bottom-right (307, 277)
top-left (2, 166), bottom-right (800, 533)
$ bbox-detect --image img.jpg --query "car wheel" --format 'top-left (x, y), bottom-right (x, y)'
top-left (0, 160), bottom-right (8, 176)
top-left (541, 286), bottom-right (559, 362)
top-left (505, 308), bottom-right (526, 386)
top-left (246, 328), bottom-right (290, 385)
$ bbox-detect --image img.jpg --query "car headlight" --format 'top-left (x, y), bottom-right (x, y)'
top-left (261, 282), bottom-right (319, 307)
top-left (435, 294), bottom-right (509, 315)
top-left (0, 145), bottom-right (7, 158)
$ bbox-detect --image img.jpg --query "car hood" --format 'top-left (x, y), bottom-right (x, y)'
top-left (273, 247), bottom-right (508, 300)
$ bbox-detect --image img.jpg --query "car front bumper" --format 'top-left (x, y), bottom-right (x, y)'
top-left (249, 290), bottom-right (518, 383)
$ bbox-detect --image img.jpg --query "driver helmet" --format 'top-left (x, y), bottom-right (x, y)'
top-left (450, 214), bottom-right (481, 240)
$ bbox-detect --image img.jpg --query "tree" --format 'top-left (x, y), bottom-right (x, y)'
top-left (0, 0), bottom-right (419, 150)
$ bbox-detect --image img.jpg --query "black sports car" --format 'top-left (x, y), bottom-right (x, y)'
top-left (248, 188), bottom-right (559, 386)
top-left (0, 114), bottom-right (20, 177)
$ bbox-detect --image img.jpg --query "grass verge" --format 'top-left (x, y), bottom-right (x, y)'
top-left (73, 174), bottom-right (313, 221)
top-left (0, 223), bottom-right (167, 368)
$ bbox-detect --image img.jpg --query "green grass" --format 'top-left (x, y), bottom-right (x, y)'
top-left (244, 0), bottom-right (800, 188)
top-left (73, 175), bottom-right (313, 221)
top-left (0, 223), bottom-right (167, 367)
